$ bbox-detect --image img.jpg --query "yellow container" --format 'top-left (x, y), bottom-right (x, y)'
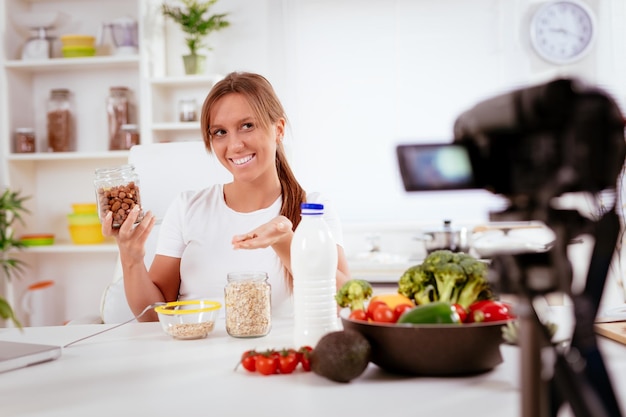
top-left (68, 224), bottom-right (104, 244)
top-left (62, 46), bottom-right (96, 58)
top-left (67, 213), bottom-right (99, 225)
top-left (60, 34), bottom-right (96, 48)
top-left (71, 203), bottom-right (97, 214)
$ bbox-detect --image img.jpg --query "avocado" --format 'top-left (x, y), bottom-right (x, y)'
top-left (310, 330), bottom-right (371, 383)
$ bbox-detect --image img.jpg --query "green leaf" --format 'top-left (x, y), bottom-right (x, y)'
top-left (162, 0), bottom-right (231, 55)
top-left (0, 297), bottom-right (23, 329)
top-left (0, 187), bottom-right (31, 326)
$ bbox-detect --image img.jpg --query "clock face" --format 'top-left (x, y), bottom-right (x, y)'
top-left (530, 1), bottom-right (595, 65)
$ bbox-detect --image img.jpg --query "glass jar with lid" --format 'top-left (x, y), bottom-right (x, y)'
top-left (94, 164), bottom-right (143, 228)
top-left (118, 124), bottom-right (140, 150)
top-left (14, 128), bottom-right (36, 153)
top-left (47, 88), bottom-right (74, 152)
top-left (224, 271), bottom-right (271, 338)
top-left (107, 86), bottom-right (131, 150)
top-left (179, 98), bottom-right (198, 122)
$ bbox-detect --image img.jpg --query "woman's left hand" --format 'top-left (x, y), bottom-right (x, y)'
top-left (232, 215), bottom-right (293, 249)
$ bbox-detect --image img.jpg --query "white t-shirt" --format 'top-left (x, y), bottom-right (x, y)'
top-left (155, 183), bottom-right (344, 316)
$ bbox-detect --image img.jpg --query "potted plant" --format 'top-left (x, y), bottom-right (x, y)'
top-left (0, 188), bottom-right (30, 328)
top-left (162, 0), bottom-right (231, 75)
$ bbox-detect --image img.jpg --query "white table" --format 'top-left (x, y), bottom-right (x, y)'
top-left (1, 318), bottom-right (624, 417)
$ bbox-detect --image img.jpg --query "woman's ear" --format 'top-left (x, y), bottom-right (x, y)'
top-left (275, 118), bottom-right (286, 142)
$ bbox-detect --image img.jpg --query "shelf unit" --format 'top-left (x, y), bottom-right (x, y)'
top-left (144, 74), bottom-right (222, 143)
top-left (0, 0), bottom-right (224, 326)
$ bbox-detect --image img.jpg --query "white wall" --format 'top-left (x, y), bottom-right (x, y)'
top-left (206, 0), bottom-right (626, 226)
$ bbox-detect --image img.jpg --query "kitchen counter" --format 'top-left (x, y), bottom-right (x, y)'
top-left (1, 317), bottom-right (625, 417)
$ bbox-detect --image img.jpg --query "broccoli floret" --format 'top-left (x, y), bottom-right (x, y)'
top-left (421, 250), bottom-right (455, 273)
top-left (398, 250), bottom-right (495, 309)
top-left (398, 264), bottom-right (437, 305)
top-left (454, 256), bottom-right (492, 307)
top-left (432, 262), bottom-right (466, 304)
top-left (335, 279), bottom-right (373, 311)
top-left (455, 271), bottom-right (494, 310)
top-left (458, 256), bottom-right (487, 279)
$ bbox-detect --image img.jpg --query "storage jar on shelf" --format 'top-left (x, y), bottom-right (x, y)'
top-left (107, 86), bottom-right (131, 150)
top-left (47, 88), bottom-right (74, 152)
top-left (13, 127), bottom-right (36, 153)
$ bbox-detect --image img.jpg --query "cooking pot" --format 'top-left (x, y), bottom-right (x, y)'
top-left (414, 220), bottom-right (470, 254)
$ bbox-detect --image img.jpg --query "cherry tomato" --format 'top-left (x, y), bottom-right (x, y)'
top-left (256, 353), bottom-right (279, 375)
top-left (349, 309), bottom-right (368, 321)
top-left (393, 303), bottom-right (413, 322)
top-left (298, 346), bottom-right (313, 372)
top-left (367, 300), bottom-right (387, 320)
top-left (277, 349), bottom-right (299, 374)
top-left (240, 350), bottom-right (258, 373)
top-left (371, 304), bottom-right (396, 323)
top-left (452, 303), bottom-right (468, 323)
top-left (467, 300), bottom-right (515, 323)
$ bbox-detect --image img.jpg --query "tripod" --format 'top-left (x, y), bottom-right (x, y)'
top-left (490, 206), bottom-right (623, 417)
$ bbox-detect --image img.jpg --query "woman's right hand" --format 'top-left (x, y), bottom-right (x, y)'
top-left (102, 205), bottom-right (156, 264)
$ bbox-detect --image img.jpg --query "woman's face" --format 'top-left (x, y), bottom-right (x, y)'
top-left (208, 93), bottom-right (285, 184)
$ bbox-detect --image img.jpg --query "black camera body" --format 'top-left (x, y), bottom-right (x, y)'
top-left (397, 78), bottom-right (625, 204)
top-left (454, 78), bottom-right (625, 199)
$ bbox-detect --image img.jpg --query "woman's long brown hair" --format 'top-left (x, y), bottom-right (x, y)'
top-left (200, 72), bottom-right (306, 289)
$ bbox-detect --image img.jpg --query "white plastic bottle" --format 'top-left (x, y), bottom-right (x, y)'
top-left (291, 203), bottom-right (340, 347)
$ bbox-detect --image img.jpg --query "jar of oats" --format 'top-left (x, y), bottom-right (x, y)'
top-left (224, 271), bottom-right (271, 338)
top-left (94, 164), bottom-right (143, 228)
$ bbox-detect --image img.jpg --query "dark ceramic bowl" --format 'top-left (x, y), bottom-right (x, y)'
top-left (341, 310), bottom-right (511, 376)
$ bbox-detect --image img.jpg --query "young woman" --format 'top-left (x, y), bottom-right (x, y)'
top-left (102, 71), bottom-right (350, 321)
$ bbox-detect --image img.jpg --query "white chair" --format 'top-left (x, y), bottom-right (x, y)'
top-left (98, 141), bottom-right (232, 323)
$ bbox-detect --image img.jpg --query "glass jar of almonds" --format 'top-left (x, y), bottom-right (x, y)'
top-left (94, 164), bottom-right (143, 228)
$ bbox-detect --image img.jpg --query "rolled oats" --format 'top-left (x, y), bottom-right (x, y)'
top-left (225, 272), bottom-right (271, 338)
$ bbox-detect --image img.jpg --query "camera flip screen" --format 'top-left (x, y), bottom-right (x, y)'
top-left (396, 143), bottom-right (477, 192)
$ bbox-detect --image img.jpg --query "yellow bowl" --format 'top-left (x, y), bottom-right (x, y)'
top-left (68, 224), bottom-right (104, 244)
top-left (60, 34), bottom-right (95, 48)
top-left (67, 213), bottom-right (100, 226)
top-left (72, 203), bottom-right (97, 214)
top-left (155, 300), bottom-right (222, 340)
top-left (62, 46), bottom-right (96, 58)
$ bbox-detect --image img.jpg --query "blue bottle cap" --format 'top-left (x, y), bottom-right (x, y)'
top-left (301, 203), bottom-right (324, 215)
top-left (301, 203), bottom-right (323, 210)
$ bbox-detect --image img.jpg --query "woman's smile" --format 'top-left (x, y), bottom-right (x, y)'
top-left (231, 154), bottom-right (256, 166)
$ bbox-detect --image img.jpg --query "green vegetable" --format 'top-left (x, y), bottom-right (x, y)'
top-left (335, 279), bottom-right (373, 312)
top-left (397, 264), bottom-right (437, 306)
top-left (396, 301), bottom-right (461, 325)
top-left (398, 250), bottom-right (493, 309)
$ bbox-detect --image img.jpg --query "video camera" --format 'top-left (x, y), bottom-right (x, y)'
top-left (397, 78), bottom-right (625, 206)
top-left (397, 78), bottom-right (626, 417)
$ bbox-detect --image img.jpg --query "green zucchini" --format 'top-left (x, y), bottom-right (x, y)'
top-left (397, 301), bottom-right (461, 325)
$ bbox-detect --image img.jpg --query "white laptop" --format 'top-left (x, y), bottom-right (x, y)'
top-left (0, 340), bottom-right (62, 373)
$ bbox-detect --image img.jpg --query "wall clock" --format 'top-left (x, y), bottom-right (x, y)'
top-left (529, 0), bottom-right (596, 65)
